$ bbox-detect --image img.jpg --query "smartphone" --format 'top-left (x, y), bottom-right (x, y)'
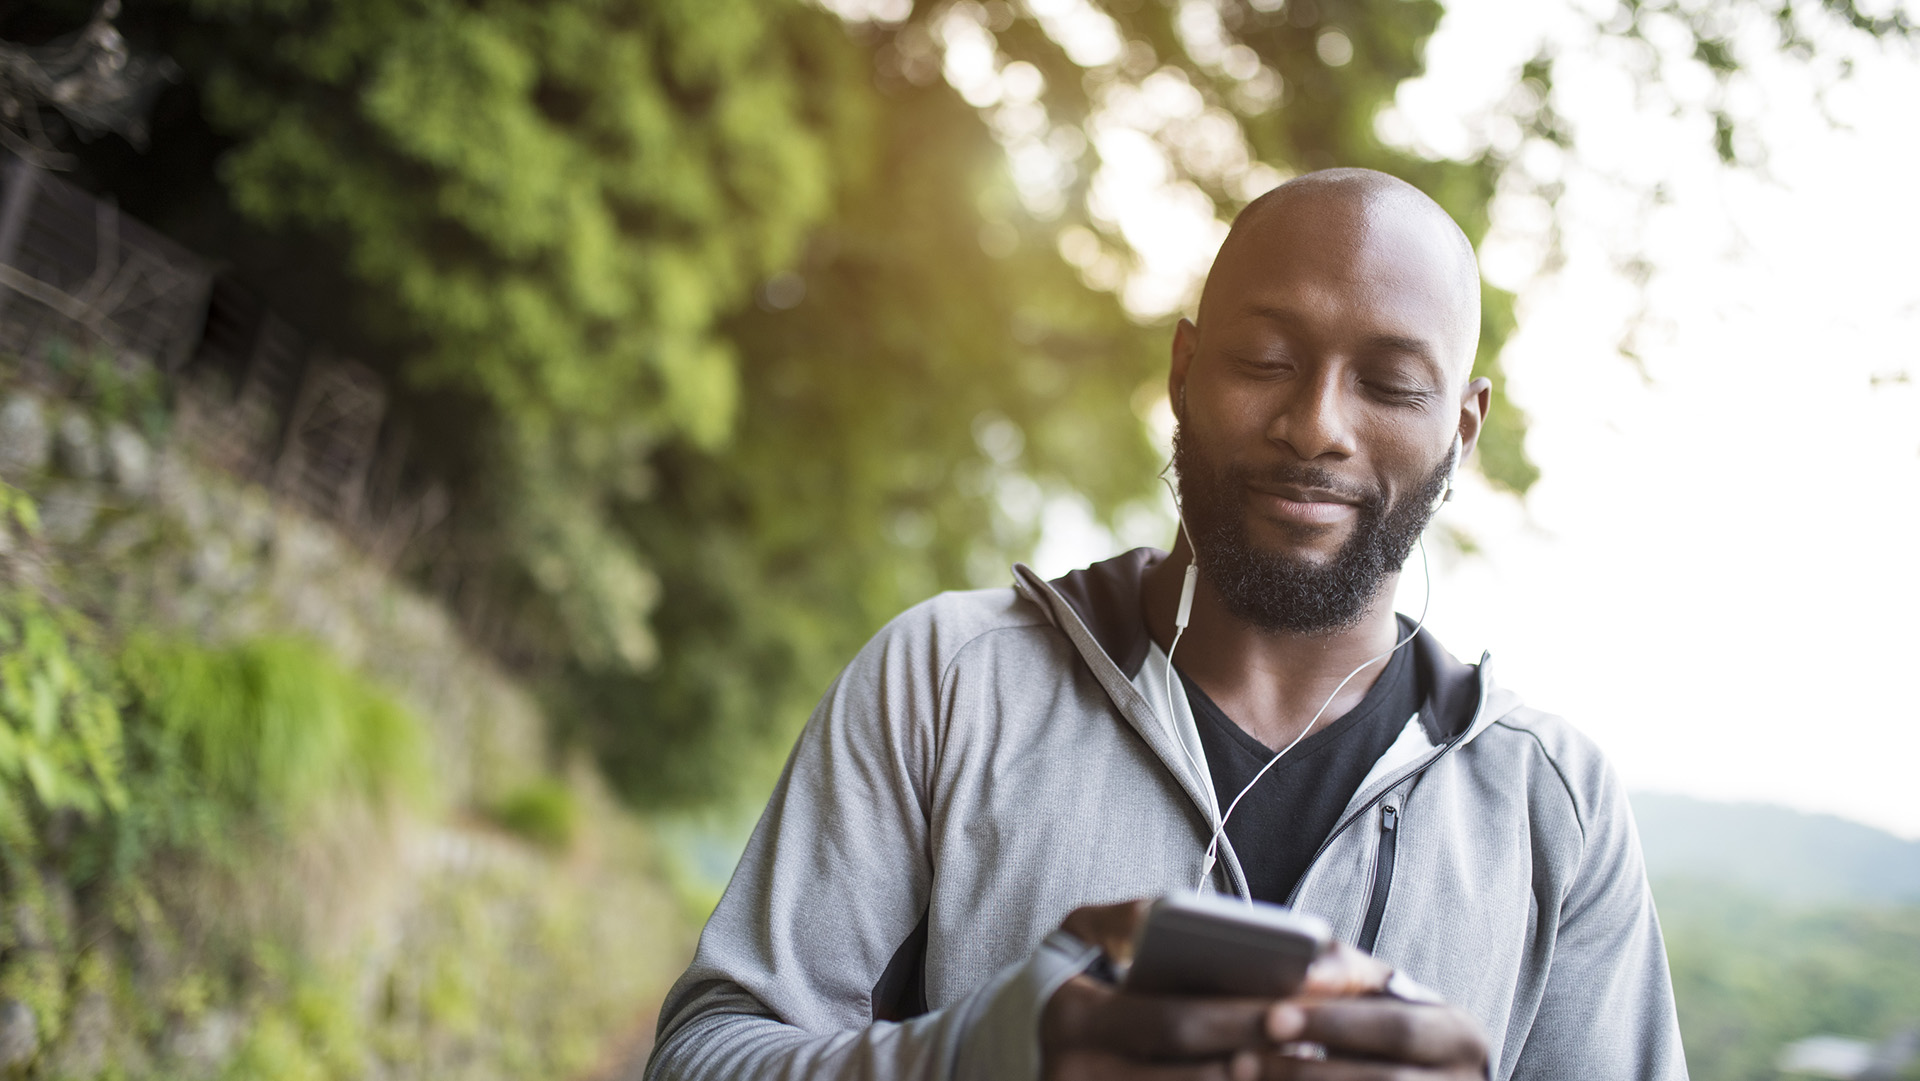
top-left (1121, 892), bottom-right (1332, 998)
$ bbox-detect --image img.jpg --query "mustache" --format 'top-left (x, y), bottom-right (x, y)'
top-left (1228, 461), bottom-right (1383, 511)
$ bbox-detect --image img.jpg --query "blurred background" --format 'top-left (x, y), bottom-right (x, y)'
top-left (0, 0), bottom-right (1914, 1077)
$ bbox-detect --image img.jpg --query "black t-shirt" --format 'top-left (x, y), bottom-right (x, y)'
top-left (1180, 630), bottom-right (1423, 904)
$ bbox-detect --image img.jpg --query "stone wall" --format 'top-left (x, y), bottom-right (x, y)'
top-left (0, 378), bottom-right (692, 1079)
top-left (0, 384), bottom-right (542, 806)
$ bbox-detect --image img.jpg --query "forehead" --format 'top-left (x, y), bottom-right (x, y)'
top-left (1201, 192), bottom-right (1476, 372)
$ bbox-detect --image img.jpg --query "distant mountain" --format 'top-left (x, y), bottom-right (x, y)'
top-left (1631, 791), bottom-right (1920, 905)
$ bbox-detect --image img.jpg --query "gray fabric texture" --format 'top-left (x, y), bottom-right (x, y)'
top-left (646, 550), bottom-right (1688, 1081)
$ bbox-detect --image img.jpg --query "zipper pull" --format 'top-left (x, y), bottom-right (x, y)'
top-left (1381, 803), bottom-right (1399, 832)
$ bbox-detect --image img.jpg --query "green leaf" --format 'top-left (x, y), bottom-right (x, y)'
top-left (0, 721), bottom-right (20, 775)
top-left (29, 671), bottom-right (57, 741)
top-left (22, 743), bottom-right (61, 807)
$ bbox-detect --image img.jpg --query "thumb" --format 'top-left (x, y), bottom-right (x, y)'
top-left (1298, 941), bottom-right (1393, 998)
top-left (1059, 899), bottom-right (1153, 965)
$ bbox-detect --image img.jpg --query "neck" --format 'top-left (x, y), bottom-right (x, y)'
top-left (1141, 533), bottom-right (1405, 751)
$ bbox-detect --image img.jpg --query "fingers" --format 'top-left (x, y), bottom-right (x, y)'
top-left (1048, 1048), bottom-right (1263, 1081)
top-left (1048, 975), bottom-right (1275, 1061)
top-left (1041, 936), bottom-right (1487, 1081)
top-left (1249, 1056), bottom-right (1487, 1081)
top-left (1265, 1001), bottom-right (1488, 1069)
top-left (1088, 987), bottom-right (1273, 1060)
top-left (1059, 898), bottom-right (1153, 964)
top-left (1299, 942), bottom-right (1393, 998)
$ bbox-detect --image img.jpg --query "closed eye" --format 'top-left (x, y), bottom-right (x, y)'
top-left (1226, 350), bottom-right (1294, 375)
top-left (1362, 381), bottom-right (1437, 406)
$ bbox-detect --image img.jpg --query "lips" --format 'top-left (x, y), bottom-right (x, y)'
top-left (1248, 484), bottom-right (1363, 526)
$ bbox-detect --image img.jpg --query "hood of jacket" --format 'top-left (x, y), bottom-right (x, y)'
top-left (1021, 546), bottom-right (1500, 746)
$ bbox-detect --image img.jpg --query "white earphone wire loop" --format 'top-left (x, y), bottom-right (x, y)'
top-left (1192, 532), bottom-right (1435, 895)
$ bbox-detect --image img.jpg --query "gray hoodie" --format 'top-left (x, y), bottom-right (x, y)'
top-left (648, 549), bottom-right (1688, 1080)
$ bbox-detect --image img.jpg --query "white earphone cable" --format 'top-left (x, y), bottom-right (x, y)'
top-left (1192, 534), bottom-right (1433, 893)
top-left (1159, 436), bottom-right (1456, 895)
top-left (1159, 466), bottom-right (1217, 821)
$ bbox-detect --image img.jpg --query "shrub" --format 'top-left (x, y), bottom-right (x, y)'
top-left (487, 779), bottom-right (578, 853)
top-left (118, 635), bottom-right (432, 849)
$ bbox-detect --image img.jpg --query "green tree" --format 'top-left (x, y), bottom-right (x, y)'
top-left (142, 0), bottom-right (847, 674)
top-left (580, 62), bottom-right (1173, 801)
top-left (6, 0), bottom-right (1907, 807)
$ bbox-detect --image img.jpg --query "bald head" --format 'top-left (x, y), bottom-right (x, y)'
top-left (1161, 168), bottom-right (1494, 632)
top-left (1198, 168), bottom-right (1482, 379)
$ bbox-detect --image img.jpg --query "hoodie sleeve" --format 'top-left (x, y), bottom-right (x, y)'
top-left (644, 600), bottom-right (1095, 1081)
top-left (1501, 753), bottom-right (1689, 1081)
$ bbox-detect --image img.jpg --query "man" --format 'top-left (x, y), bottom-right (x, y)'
top-left (647, 169), bottom-right (1687, 1081)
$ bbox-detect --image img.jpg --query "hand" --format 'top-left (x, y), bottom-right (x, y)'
top-left (1042, 900), bottom-right (1270, 1080)
top-left (1267, 940), bottom-right (1486, 1079)
top-left (1040, 901), bottom-right (1489, 1081)
top-left (1041, 969), bottom-right (1270, 1081)
top-left (1255, 996), bottom-right (1488, 1080)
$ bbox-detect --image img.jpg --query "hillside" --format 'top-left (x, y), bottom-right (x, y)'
top-left (1631, 794), bottom-right (1920, 1081)
top-left (0, 379), bottom-right (695, 1079)
top-left (1633, 792), bottom-right (1920, 905)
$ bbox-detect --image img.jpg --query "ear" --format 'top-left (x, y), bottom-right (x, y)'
top-left (1170, 318), bottom-right (1199, 421)
top-left (1457, 376), bottom-right (1493, 460)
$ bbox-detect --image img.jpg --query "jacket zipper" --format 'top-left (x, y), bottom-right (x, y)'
top-left (1015, 566), bottom-right (1492, 918)
top-left (1356, 801), bottom-right (1400, 954)
top-left (1281, 660), bottom-right (1492, 916)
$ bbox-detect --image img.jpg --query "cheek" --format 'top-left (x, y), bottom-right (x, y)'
top-left (1360, 418), bottom-right (1447, 494)
top-left (1184, 391), bottom-right (1270, 463)
top-left (1208, 388), bottom-right (1278, 437)
top-left (1214, 389), bottom-right (1311, 459)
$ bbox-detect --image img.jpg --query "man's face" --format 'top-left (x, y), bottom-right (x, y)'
top-left (1172, 421), bottom-right (1450, 633)
top-left (1170, 189), bottom-right (1481, 633)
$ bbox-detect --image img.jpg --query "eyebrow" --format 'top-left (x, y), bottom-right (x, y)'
top-left (1239, 304), bottom-right (1447, 379)
top-left (1365, 334), bottom-right (1444, 372)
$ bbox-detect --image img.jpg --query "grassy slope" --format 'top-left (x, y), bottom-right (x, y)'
top-left (0, 382), bottom-right (699, 1078)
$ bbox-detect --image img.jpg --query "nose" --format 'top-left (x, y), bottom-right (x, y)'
top-left (1266, 364), bottom-right (1357, 462)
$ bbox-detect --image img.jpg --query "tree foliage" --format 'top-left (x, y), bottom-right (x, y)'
top-left (582, 64), bottom-right (1174, 802)
top-left (4, 0), bottom-right (1907, 807)
top-left (163, 0), bottom-right (849, 675)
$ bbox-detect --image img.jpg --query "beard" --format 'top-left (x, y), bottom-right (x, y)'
top-left (1171, 427), bottom-right (1453, 635)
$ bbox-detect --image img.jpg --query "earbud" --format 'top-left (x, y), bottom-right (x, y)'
top-left (1151, 413), bottom-right (1454, 892)
top-left (1435, 433), bottom-right (1462, 511)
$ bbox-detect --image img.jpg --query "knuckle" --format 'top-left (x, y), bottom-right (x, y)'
top-left (1169, 1007), bottom-right (1212, 1049)
top-left (1147, 1004), bottom-right (1196, 1051)
top-left (1381, 1008), bottom-right (1422, 1052)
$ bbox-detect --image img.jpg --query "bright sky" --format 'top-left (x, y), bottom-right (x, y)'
top-left (1027, 0), bottom-right (1920, 838)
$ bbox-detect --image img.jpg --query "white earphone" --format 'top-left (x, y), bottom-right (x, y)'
top-left (1434, 432), bottom-right (1462, 513)
top-left (1161, 428), bottom-right (1463, 894)
top-left (1158, 464), bottom-right (1217, 823)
